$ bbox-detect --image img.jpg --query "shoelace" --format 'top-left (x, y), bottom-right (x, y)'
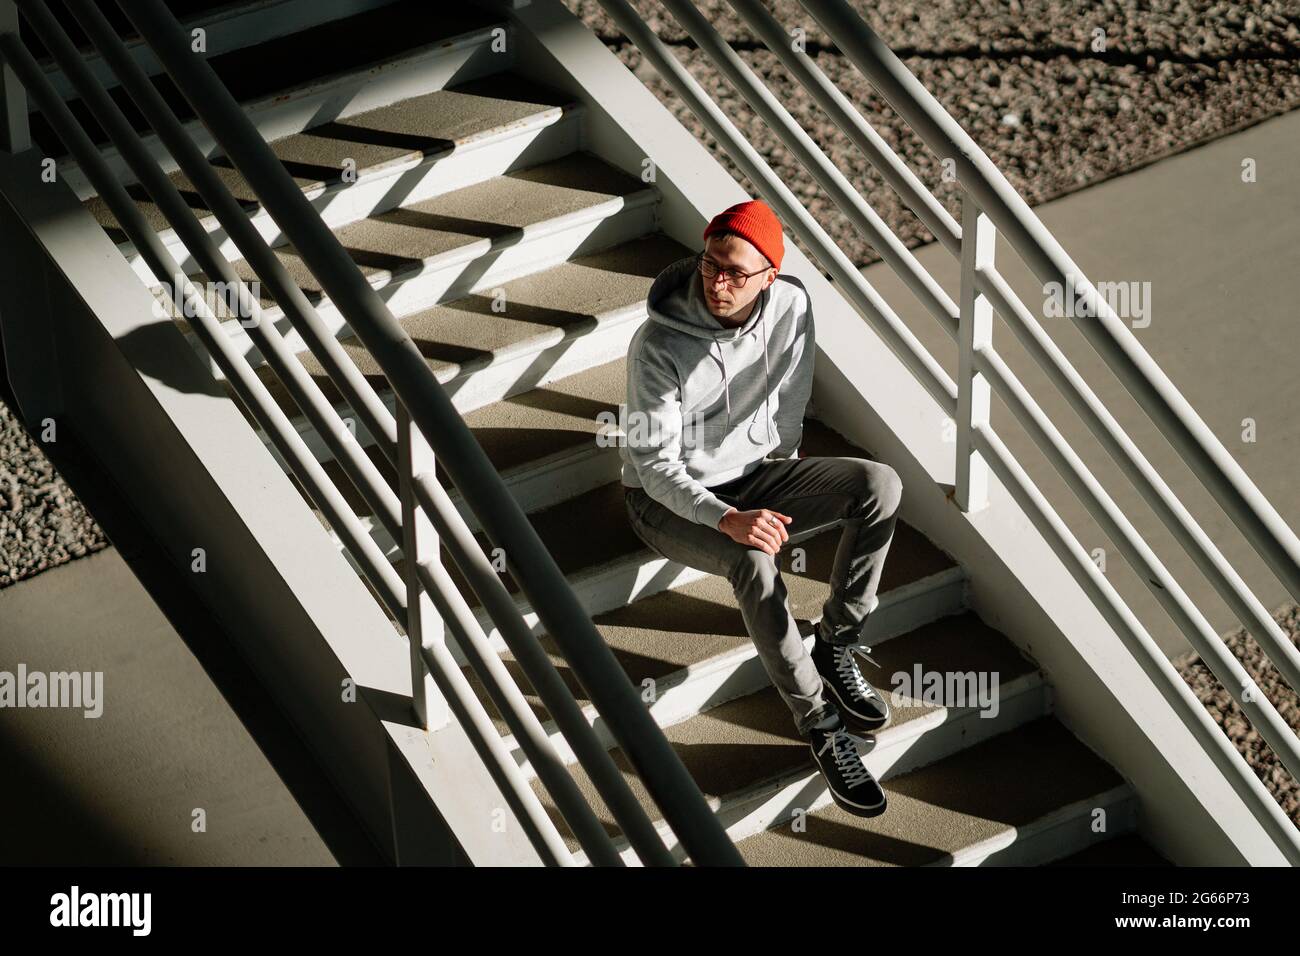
top-left (816, 726), bottom-right (874, 787)
top-left (833, 643), bottom-right (879, 702)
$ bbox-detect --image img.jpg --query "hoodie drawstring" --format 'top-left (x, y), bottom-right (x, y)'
top-left (761, 308), bottom-right (772, 442)
top-left (712, 298), bottom-right (772, 441)
top-left (713, 340), bottom-right (731, 431)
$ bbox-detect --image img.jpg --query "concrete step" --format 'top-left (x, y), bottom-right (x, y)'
top-left (1046, 833), bottom-right (1171, 866)
top-left (384, 417), bottom-right (957, 623)
top-left (524, 610), bottom-right (1049, 862)
top-left (424, 413), bottom-right (963, 753)
top-left (52, 1), bottom-right (510, 197)
top-left (34, 0), bottom-right (405, 105)
top-left (247, 234), bottom-right (692, 473)
top-left (305, 413), bottom-right (953, 628)
top-left (470, 503), bottom-right (963, 733)
top-left (731, 716), bottom-right (1135, 867)
top-left (284, 349), bottom-right (642, 563)
top-left (291, 355), bottom-right (628, 542)
top-left (286, 349), bottom-right (628, 539)
top-left (93, 71), bottom-right (585, 271)
top-left (180, 151), bottom-right (660, 371)
top-left (436, 402), bottom-right (958, 683)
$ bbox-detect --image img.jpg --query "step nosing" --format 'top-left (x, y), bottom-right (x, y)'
top-left (274, 349), bottom-right (625, 434)
top-left (61, 9), bottom-right (511, 179)
top-left (610, 668), bottom-right (1045, 779)
top-left (116, 103), bottom-right (585, 254)
top-left (643, 685), bottom-right (1047, 841)
top-left (725, 718), bottom-right (1128, 864)
top-left (229, 21), bottom-right (510, 122)
top-left (243, 293), bottom-right (655, 457)
top-left (567, 680), bottom-right (1058, 863)
top-left (243, 187), bottom-right (659, 326)
top-left (924, 783), bottom-right (1136, 867)
top-left (517, 609), bottom-right (1038, 772)
top-left (587, 783), bottom-right (1134, 868)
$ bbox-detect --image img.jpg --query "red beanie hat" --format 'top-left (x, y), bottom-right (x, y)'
top-left (703, 199), bottom-right (784, 272)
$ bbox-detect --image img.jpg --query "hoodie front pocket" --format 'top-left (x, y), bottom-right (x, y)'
top-left (682, 422), bottom-right (725, 454)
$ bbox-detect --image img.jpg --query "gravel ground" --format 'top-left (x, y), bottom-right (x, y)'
top-left (563, 0), bottom-right (1300, 833)
top-left (0, 401), bottom-right (107, 588)
top-left (2, 0), bottom-right (1297, 842)
top-left (1175, 604), bottom-right (1300, 828)
top-left (564, 0), bottom-right (1300, 264)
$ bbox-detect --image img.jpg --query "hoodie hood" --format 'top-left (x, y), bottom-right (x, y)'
top-left (645, 255), bottom-right (773, 436)
top-left (619, 254), bottom-right (816, 527)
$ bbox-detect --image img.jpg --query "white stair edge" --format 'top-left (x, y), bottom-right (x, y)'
top-left (326, 511), bottom-right (710, 659)
top-left (330, 515), bottom-right (963, 665)
top-left (458, 511), bottom-right (964, 654)
top-left (462, 548), bottom-right (711, 654)
top-left (187, 187), bottom-right (659, 371)
top-left (62, 17), bottom-right (514, 198)
top-left (620, 565), bottom-right (970, 734)
top-left (40, 0), bottom-right (405, 105)
top-left (574, 669), bottom-right (1052, 865)
top-left (490, 444), bottom-right (624, 520)
top-left (437, 301), bottom-right (642, 416)
top-left (507, 566), bottom-right (970, 776)
top-left (318, 444), bottom-right (623, 560)
top-left (128, 102), bottom-right (585, 275)
top-left (926, 782), bottom-right (1140, 867)
top-left (255, 302), bottom-right (645, 475)
top-left (321, 487), bottom-right (699, 638)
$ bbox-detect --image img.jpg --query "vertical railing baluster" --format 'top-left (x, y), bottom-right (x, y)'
top-left (397, 401), bottom-right (448, 731)
top-left (0, 1), bottom-right (29, 152)
top-left (956, 189), bottom-right (993, 512)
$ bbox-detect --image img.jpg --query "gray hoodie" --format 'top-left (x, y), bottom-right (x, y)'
top-left (618, 253), bottom-right (815, 528)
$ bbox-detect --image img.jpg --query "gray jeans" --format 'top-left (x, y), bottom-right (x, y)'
top-left (623, 455), bottom-right (903, 737)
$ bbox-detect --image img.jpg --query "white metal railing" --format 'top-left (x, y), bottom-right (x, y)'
top-left (0, 0), bottom-right (745, 867)
top-left (4, 0), bottom-right (1297, 863)
top-left (591, 0), bottom-right (1300, 859)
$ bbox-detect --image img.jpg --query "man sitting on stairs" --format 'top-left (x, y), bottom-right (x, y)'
top-left (619, 199), bottom-right (903, 818)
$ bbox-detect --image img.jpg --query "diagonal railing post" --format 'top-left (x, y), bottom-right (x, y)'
top-left (799, 0), bottom-right (1300, 602)
top-left (118, 0), bottom-right (740, 865)
top-left (398, 401), bottom-right (448, 731)
top-left (955, 190), bottom-right (993, 513)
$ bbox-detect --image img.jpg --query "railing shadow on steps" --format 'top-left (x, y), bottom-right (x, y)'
top-left (0, 0), bottom-right (744, 867)
top-left (574, 0), bottom-right (1300, 860)
top-left (3, 0), bottom-right (1298, 864)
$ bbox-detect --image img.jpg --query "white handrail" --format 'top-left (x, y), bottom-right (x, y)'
top-left (590, 0), bottom-right (1300, 859)
top-left (715, 0), bottom-right (1300, 709)
top-left (0, 0), bottom-right (751, 866)
top-left (797, 0), bottom-right (1300, 604)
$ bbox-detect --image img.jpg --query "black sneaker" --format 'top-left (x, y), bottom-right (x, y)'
top-left (807, 716), bottom-right (887, 817)
top-left (811, 635), bottom-right (891, 732)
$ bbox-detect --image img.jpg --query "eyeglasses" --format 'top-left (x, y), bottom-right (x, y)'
top-left (696, 251), bottom-right (772, 289)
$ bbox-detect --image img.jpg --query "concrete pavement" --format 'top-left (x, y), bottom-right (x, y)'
top-left (0, 547), bottom-right (335, 865)
top-left (1, 107), bottom-right (1294, 864)
top-left (851, 107), bottom-right (1300, 658)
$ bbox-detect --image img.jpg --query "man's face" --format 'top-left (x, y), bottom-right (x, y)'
top-left (699, 234), bottom-right (776, 321)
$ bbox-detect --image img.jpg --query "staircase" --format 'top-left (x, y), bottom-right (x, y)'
top-left (58, 0), bottom-right (1167, 865)
top-left (6, 0), bottom-right (1295, 865)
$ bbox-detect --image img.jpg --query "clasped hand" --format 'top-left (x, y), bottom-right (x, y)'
top-left (717, 507), bottom-right (793, 556)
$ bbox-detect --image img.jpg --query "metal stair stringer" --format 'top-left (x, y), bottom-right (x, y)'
top-left (0, 145), bottom-right (549, 866)
top-left (491, 0), bottom-right (1295, 865)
